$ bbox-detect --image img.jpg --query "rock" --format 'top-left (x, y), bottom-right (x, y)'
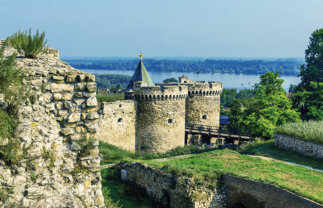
top-left (71, 142), bottom-right (81, 151)
top-left (68, 113), bottom-right (81, 123)
top-left (53, 93), bottom-right (62, 100)
top-left (87, 112), bottom-right (99, 120)
top-left (87, 83), bottom-right (97, 92)
top-left (52, 75), bottom-right (65, 81)
top-left (0, 93), bottom-right (7, 109)
top-left (61, 128), bottom-right (74, 136)
top-left (86, 97), bottom-right (97, 107)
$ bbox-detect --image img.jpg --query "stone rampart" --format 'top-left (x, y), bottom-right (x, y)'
top-left (222, 175), bottom-right (322, 208)
top-left (115, 162), bottom-right (322, 208)
top-left (274, 133), bottom-right (323, 159)
top-left (115, 162), bottom-right (225, 208)
top-left (186, 82), bottom-right (222, 127)
top-left (134, 84), bottom-right (188, 101)
top-left (0, 46), bottom-right (104, 207)
top-left (98, 100), bottom-right (136, 152)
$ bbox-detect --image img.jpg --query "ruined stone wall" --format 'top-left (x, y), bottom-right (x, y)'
top-left (116, 163), bottom-right (322, 208)
top-left (98, 100), bottom-right (136, 152)
top-left (274, 133), bottom-right (323, 159)
top-left (134, 85), bottom-right (187, 153)
top-left (222, 175), bottom-right (322, 208)
top-left (116, 163), bottom-right (226, 208)
top-left (186, 82), bottom-right (222, 127)
top-left (0, 47), bottom-right (104, 207)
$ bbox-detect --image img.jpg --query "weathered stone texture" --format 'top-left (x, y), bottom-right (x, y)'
top-left (98, 100), bottom-right (136, 152)
top-left (136, 98), bottom-right (186, 153)
top-left (0, 45), bottom-right (104, 207)
top-left (116, 162), bottom-right (226, 208)
top-left (116, 163), bottom-right (323, 208)
top-left (186, 94), bottom-right (221, 127)
top-left (223, 175), bottom-right (323, 208)
top-left (274, 133), bottom-right (323, 159)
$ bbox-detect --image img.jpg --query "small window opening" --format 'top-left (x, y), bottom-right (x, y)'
top-left (202, 115), bottom-right (207, 120)
top-left (119, 104), bottom-right (122, 107)
top-left (168, 119), bottom-right (173, 124)
top-left (184, 81), bottom-right (187, 83)
top-left (118, 118), bottom-right (123, 122)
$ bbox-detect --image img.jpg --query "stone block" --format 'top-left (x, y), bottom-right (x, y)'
top-left (86, 97), bottom-right (97, 107)
top-left (68, 113), bottom-right (81, 123)
top-left (87, 83), bottom-right (97, 92)
top-left (62, 93), bottom-right (73, 100)
top-left (61, 128), bottom-right (74, 136)
top-left (52, 75), bottom-right (64, 81)
top-left (53, 93), bottom-right (62, 101)
top-left (210, 137), bottom-right (217, 144)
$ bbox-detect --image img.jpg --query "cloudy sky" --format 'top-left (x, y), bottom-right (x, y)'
top-left (1, 0), bottom-right (323, 57)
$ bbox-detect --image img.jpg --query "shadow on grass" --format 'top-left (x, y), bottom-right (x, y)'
top-left (101, 168), bottom-right (159, 208)
top-left (240, 139), bottom-right (323, 170)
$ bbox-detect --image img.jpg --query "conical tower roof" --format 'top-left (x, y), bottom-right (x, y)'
top-left (127, 53), bottom-right (154, 90)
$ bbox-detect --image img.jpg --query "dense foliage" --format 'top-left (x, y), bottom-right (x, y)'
top-left (0, 40), bottom-right (28, 166)
top-left (65, 58), bottom-right (303, 75)
top-left (95, 74), bottom-right (131, 90)
top-left (8, 29), bottom-right (47, 59)
top-left (163, 77), bottom-right (178, 83)
top-left (293, 29), bottom-right (323, 120)
top-left (220, 88), bottom-right (255, 108)
top-left (97, 93), bottom-right (125, 103)
top-left (276, 120), bottom-right (323, 144)
top-left (229, 72), bottom-right (300, 139)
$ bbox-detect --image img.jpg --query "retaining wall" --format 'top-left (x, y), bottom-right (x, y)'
top-left (275, 133), bottom-right (323, 159)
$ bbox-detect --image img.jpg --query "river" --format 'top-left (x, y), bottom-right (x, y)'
top-left (79, 69), bottom-right (300, 91)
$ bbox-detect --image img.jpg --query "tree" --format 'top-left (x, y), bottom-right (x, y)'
top-left (293, 28), bottom-right (323, 120)
top-left (163, 78), bottom-right (178, 83)
top-left (229, 72), bottom-right (300, 139)
top-left (298, 28), bottom-right (323, 91)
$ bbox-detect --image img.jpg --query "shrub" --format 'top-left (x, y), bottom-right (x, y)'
top-left (97, 93), bottom-right (125, 103)
top-left (7, 29), bottom-right (47, 59)
top-left (276, 120), bottom-right (323, 144)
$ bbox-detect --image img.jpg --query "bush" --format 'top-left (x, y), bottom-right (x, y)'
top-left (97, 93), bottom-right (125, 103)
top-left (7, 29), bottom-right (47, 59)
top-left (276, 120), bottom-right (323, 144)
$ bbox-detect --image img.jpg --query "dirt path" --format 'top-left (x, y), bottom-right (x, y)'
top-left (249, 155), bottom-right (323, 172)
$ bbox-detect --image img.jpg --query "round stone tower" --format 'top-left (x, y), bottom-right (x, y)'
top-left (185, 81), bottom-right (222, 127)
top-left (134, 82), bottom-right (188, 153)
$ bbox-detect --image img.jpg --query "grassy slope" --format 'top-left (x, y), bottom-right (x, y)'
top-left (99, 141), bottom-right (323, 205)
top-left (142, 149), bottom-right (323, 204)
top-left (240, 139), bottom-right (323, 170)
top-left (276, 120), bottom-right (323, 145)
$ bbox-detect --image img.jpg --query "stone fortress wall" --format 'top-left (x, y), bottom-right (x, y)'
top-left (99, 100), bottom-right (136, 152)
top-left (98, 76), bottom-right (223, 154)
top-left (0, 45), bottom-right (104, 207)
top-left (134, 84), bottom-right (187, 153)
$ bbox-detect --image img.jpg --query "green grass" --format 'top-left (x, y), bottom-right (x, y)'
top-left (99, 141), bottom-right (199, 165)
top-left (142, 149), bottom-right (323, 204)
top-left (239, 139), bottom-right (323, 170)
top-left (101, 168), bottom-right (158, 208)
top-left (97, 93), bottom-right (125, 103)
top-left (276, 120), bottom-right (323, 144)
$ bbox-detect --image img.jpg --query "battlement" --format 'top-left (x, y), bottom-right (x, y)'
top-left (187, 81), bottom-right (222, 96)
top-left (134, 82), bottom-right (188, 101)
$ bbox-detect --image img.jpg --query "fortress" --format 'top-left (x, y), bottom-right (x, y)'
top-left (98, 53), bottom-right (223, 153)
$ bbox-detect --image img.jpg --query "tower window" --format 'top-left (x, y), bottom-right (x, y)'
top-left (202, 115), bottom-right (207, 120)
top-left (118, 118), bottom-right (123, 122)
top-left (168, 119), bottom-right (173, 124)
top-left (119, 104), bottom-right (122, 107)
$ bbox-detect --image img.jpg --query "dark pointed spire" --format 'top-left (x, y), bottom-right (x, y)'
top-left (127, 53), bottom-right (154, 90)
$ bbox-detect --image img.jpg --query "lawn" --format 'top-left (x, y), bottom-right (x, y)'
top-left (99, 141), bottom-right (323, 206)
top-left (142, 149), bottom-right (323, 204)
top-left (276, 120), bottom-right (323, 145)
top-left (239, 139), bottom-right (323, 170)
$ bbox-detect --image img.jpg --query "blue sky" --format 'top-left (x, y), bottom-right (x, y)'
top-left (0, 0), bottom-right (322, 57)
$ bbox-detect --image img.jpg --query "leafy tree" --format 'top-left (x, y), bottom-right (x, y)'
top-left (298, 29), bottom-right (323, 90)
top-left (293, 28), bottom-right (323, 120)
top-left (163, 78), bottom-right (178, 83)
top-left (8, 29), bottom-right (47, 59)
top-left (229, 72), bottom-right (300, 139)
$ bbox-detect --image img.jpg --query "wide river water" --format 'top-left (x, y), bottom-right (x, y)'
top-left (80, 69), bottom-right (300, 91)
